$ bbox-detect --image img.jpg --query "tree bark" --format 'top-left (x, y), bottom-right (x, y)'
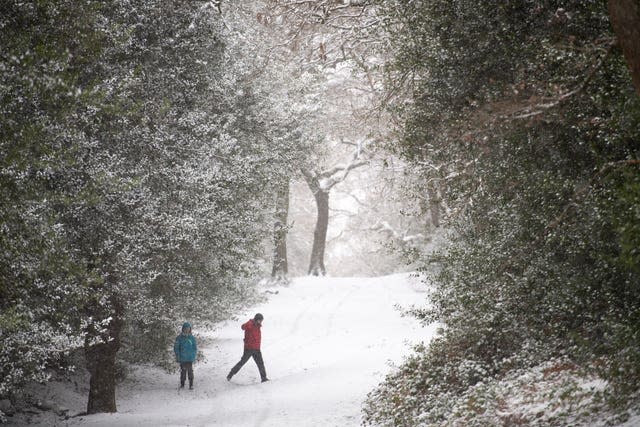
top-left (308, 188), bottom-right (329, 276)
top-left (302, 170), bottom-right (329, 276)
top-left (85, 296), bottom-right (123, 414)
top-left (271, 181), bottom-right (290, 282)
top-left (609, 0), bottom-right (640, 96)
top-left (427, 184), bottom-right (441, 228)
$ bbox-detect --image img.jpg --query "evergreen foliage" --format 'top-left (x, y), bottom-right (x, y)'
top-left (365, 0), bottom-right (640, 424)
top-left (0, 0), bottom-right (311, 410)
top-left (1, 0), bottom-right (105, 398)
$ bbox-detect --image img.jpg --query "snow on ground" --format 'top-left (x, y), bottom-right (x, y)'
top-left (66, 273), bottom-right (437, 427)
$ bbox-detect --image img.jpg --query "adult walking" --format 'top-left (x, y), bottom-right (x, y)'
top-left (227, 313), bottom-right (269, 383)
top-left (174, 322), bottom-right (197, 389)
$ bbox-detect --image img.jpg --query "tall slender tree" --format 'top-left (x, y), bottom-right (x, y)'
top-left (271, 181), bottom-right (290, 282)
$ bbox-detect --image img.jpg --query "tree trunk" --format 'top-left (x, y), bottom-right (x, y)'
top-left (427, 184), bottom-right (441, 228)
top-left (609, 0), bottom-right (640, 96)
top-left (301, 153), bottom-right (366, 276)
top-left (271, 181), bottom-right (290, 282)
top-left (85, 296), bottom-right (123, 414)
top-left (308, 189), bottom-right (329, 276)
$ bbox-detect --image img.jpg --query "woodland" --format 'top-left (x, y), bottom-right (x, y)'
top-left (1, 0), bottom-right (640, 425)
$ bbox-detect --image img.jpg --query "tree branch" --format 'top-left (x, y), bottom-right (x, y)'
top-left (503, 39), bottom-right (616, 120)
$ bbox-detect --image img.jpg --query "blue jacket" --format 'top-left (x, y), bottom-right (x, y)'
top-left (174, 322), bottom-right (197, 363)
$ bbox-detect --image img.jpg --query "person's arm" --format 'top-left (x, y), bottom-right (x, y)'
top-left (241, 320), bottom-right (251, 331)
top-left (173, 336), bottom-right (180, 362)
top-left (192, 336), bottom-right (197, 356)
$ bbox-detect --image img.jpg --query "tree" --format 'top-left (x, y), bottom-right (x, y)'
top-left (609, 0), bottom-right (640, 95)
top-left (66, 1), bottom-right (240, 411)
top-left (253, 1), bottom-right (393, 276)
top-left (218, 2), bottom-right (324, 282)
top-left (271, 180), bottom-right (290, 282)
top-left (0, 0), bottom-right (314, 414)
top-left (78, 0), bottom-right (315, 412)
top-left (0, 0), bottom-right (109, 404)
top-left (301, 142), bottom-right (368, 275)
top-left (364, 0), bottom-right (640, 424)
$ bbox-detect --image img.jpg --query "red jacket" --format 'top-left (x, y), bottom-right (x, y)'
top-left (242, 319), bottom-right (261, 350)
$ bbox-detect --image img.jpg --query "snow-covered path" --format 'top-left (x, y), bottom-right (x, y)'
top-left (69, 274), bottom-right (436, 427)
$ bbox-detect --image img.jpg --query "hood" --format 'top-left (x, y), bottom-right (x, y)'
top-left (182, 322), bottom-right (192, 332)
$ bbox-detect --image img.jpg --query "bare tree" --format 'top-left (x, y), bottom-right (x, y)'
top-left (250, 1), bottom-right (408, 276)
top-left (302, 141), bottom-right (367, 275)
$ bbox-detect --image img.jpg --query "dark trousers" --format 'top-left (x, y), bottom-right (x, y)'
top-left (228, 349), bottom-right (267, 381)
top-left (180, 362), bottom-right (194, 386)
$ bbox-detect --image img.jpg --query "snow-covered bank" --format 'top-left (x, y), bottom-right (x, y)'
top-left (49, 274), bottom-right (435, 427)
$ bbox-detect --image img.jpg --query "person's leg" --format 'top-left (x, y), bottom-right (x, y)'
top-left (180, 362), bottom-right (187, 387)
top-left (186, 362), bottom-right (194, 388)
top-left (227, 350), bottom-right (252, 380)
top-left (251, 350), bottom-right (268, 382)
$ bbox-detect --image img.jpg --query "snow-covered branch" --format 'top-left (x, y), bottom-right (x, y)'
top-left (371, 220), bottom-right (425, 247)
top-left (316, 140), bottom-right (368, 191)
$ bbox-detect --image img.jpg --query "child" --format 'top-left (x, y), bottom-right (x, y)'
top-left (174, 322), bottom-right (197, 389)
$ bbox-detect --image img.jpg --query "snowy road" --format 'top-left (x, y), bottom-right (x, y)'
top-left (68, 274), bottom-right (436, 427)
